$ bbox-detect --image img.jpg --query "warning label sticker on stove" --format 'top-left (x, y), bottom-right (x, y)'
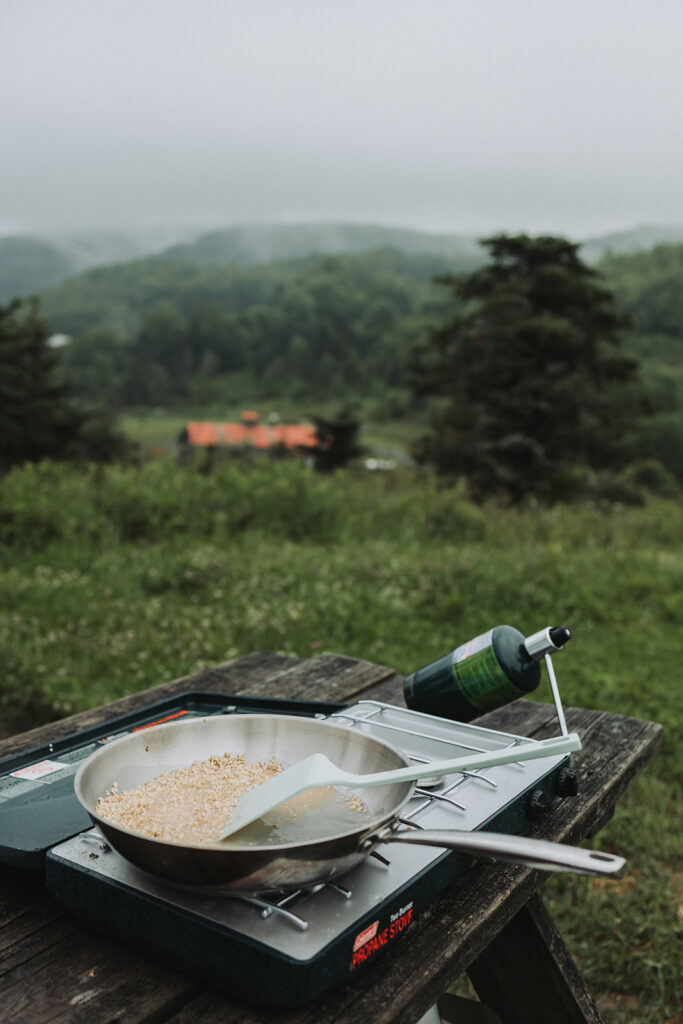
top-left (10, 759), bottom-right (68, 782)
top-left (350, 901), bottom-right (414, 971)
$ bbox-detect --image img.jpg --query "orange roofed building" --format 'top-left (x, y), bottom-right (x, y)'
top-left (183, 413), bottom-right (319, 454)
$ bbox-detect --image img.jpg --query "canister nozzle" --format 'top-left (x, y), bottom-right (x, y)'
top-left (524, 625), bottom-right (572, 661)
top-left (549, 625), bottom-right (572, 648)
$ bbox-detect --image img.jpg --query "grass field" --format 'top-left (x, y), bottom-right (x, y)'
top-left (0, 455), bottom-right (680, 1021)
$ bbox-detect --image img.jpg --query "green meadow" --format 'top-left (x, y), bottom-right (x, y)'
top-left (1, 456), bottom-right (680, 1022)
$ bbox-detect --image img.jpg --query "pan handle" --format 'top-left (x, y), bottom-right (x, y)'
top-left (366, 827), bottom-right (625, 878)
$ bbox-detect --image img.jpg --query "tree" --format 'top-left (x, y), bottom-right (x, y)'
top-left (410, 234), bottom-right (644, 501)
top-left (310, 407), bottom-right (364, 472)
top-left (124, 303), bottom-right (191, 404)
top-left (0, 298), bottom-right (130, 471)
top-left (60, 325), bottom-right (130, 406)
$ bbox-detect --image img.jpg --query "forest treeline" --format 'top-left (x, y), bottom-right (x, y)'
top-left (41, 241), bottom-right (679, 393)
top-left (26, 239), bottom-right (682, 482)
top-left (42, 248), bottom-right (478, 410)
top-left (597, 244), bottom-right (683, 480)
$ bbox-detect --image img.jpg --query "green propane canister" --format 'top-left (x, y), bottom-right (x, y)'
top-left (403, 624), bottom-right (572, 722)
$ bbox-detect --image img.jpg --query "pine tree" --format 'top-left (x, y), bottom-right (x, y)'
top-left (410, 235), bottom-right (643, 500)
top-left (310, 408), bottom-right (364, 472)
top-left (0, 298), bottom-right (129, 470)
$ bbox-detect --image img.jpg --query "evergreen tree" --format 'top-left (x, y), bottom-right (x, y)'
top-left (0, 298), bottom-right (130, 470)
top-left (410, 234), bottom-right (643, 500)
top-left (310, 407), bottom-right (364, 472)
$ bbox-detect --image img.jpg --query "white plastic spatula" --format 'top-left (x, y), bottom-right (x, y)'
top-left (217, 731), bottom-right (581, 840)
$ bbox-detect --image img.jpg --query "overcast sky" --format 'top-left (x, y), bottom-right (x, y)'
top-left (1, 0), bottom-right (682, 240)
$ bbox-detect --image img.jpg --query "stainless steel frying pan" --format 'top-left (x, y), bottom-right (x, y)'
top-left (74, 714), bottom-right (624, 892)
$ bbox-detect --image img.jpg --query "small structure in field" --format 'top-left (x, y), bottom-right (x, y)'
top-left (179, 411), bottom-right (319, 460)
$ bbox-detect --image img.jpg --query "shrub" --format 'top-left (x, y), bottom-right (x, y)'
top-left (618, 459), bottom-right (680, 497)
top-left (0, 458), bottom-right (346, 550)
top-left (0, 461), bottom-right (103, 549)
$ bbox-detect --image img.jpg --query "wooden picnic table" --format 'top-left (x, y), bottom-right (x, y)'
top-left (0, 652), bottom-right (663, 1024)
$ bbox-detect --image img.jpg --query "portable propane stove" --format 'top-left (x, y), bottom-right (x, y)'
top-left (0, 693), bottom-right (576, 1009)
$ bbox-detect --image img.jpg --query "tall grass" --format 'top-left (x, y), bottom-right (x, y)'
top-left (0, 457), bottom-right (680, 1021)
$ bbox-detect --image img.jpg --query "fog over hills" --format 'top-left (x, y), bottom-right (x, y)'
top-left (157, 222), bottom-right (483, 266)
top-left (0, 226), bottom-right (200, 303)
top-left (579, 225), bottom-right (683, 262)
top-left (1, 221), bottom-right (682, 304)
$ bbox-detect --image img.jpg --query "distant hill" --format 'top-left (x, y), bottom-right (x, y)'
top-left (3, 220), bottom-right (683, 304)
top-left (580, 224), bottom-right (683, 263)
top-left (0, 236), bottom-right (78, 303)
top-left (0, 226), bottom-right (201, 303)
top-left (156, 222), bottom-right (484, 265)
top-left (2, 222), bottom-right (481, 301)
top-left (51, 226), bottom-right (202, 274)
top-left (151, 221), bottom-right (683, 267)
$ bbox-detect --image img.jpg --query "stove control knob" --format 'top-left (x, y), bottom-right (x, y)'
top-left (527, 789), bottom-right (551, 819)
top-left (555, 767), bottom-right (578, 797)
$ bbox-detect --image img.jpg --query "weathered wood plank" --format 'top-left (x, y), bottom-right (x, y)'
top-left (475, 697), bottom-right (569, 736)
top-left (0, 915), bottom-right (198, 1024)
top-left (467, 892), bottom-right (606, 1024)
top-left (0, 914), bottom-right (82, 980)
top-left (0, 902), bottom-right (69, 963)
top-left (0, 870), bottom-right (55, 935)
top-left (165, 651), bottom-right (304, 696)
top-left (227, 652), bottom-right (398, 703)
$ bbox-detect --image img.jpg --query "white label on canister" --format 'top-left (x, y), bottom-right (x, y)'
top-left (451, 628), bottom-right (494, 665)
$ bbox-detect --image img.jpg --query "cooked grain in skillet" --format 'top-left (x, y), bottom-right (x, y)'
top-left (96, 752), bottom-right (282, 845)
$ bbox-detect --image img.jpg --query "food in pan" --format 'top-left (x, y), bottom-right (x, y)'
top-left (96, 752), bottom-right (284, 845)
top-left (95, 751), bottom-right (367, 845)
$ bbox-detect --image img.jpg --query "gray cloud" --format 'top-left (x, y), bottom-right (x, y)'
top-left (1, 0), bottom-right (682, 238)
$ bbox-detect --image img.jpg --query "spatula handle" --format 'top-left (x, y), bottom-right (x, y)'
top-left (345, 732), bottom-right (581, 787)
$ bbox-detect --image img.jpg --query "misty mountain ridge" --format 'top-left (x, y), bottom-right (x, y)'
top-left (0, 225), bottom-right (200, 304)
top-left (579, 224), bottom-right (683, 262)
top-left (50, 225), bottom-right (202, 272)
top-left (156, 222), bottom-right (483, 265)
top-left (2, 220), bottom-right (683, 304)
top-left (158, 221), bottom-right (683, 267)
